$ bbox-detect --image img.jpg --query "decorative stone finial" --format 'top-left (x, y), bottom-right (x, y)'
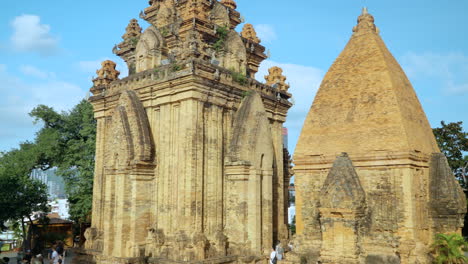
top-left (92, 60), bottom-right (120, 90)
top-left (362, 7), bottom-right (368, 15)
top-left (241, 24), bottom-right (261, 43)
top-left (122, 19), bottom-right (142, 41)
top-left (352, 8), bottom-right (379, 34)
top-left (221, 0), bottom-right (237, 9)
top-left (265, 66), bottom-right (290, 92)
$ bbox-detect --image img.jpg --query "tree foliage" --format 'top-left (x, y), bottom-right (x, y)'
top-left (289, 215), bottom-right (296, 235)
top-left (433, 121), bottom-right (468, 187)
top-left (0, 142), bottom-right (49, 245)
top-left (30, 99), bottom-right (96, 223)
top-left (431, 233), bottom-right (468, 264)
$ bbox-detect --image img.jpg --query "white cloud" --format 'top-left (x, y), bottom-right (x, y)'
top-left (19, 65), bottom-right (55, 79)
top-left (401, 52), bottom-right (468, 95)
top-left (257, 60), bottom-right (324, 152)
top-left (10, 14), bottom-right (59, 56)
top-left (448, 83), bottom-right (468, 94)
top-left (255, 24), bottom-right (277, 44)
top-left (0, 65), bottom-right (86, 151)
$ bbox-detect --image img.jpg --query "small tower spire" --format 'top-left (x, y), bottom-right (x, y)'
top-left (353, 7), bottom-right (379, 34)
top-left (362, 7), bottom-right (368, 15)
top-left (241, 24), bottom-right (261, 43)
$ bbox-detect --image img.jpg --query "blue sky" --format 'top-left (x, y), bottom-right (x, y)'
top-left (1, 0), bottom-right (467, 153)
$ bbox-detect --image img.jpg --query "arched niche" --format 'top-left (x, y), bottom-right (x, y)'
top-left (211, 2), bottom-right (230, 27)
top-left (228, 92), bottom-right (274, 171)
top-left (107, 90), bottom-right (154, 170)
top-left (221, 31), bottom-right (247, 74)
top-left (135, 26), bottom-right (166, 73)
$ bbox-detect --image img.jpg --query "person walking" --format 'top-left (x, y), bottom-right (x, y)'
top-left (275, 241), bottom-right (284, 260)
top-left (50, 247), bottom-right (59, 264)
top-left (55, 242), bottom-right (64, 258)
top-left (55, 241), bottom-right (65, 264)
top-left (33, 254), bottom-right (44, 264)
top-left (269, 247), bottom-right (277, 264)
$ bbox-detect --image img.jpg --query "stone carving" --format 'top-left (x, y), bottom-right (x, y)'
top-left (114, 19), bottom-right (142, 75)
top-left (145, 227), bottom-right (165, 257)
top-left (241, 24), bottom-right (260, 43)
top-left (95, 60), bottom-right (120, 83)
top-left (211, 2), bottom-right (231, 27)
top-left (122, 19), bottom-right (142, 42)
top-left (319, 153), bottom-right (366, 210)
top-left (135, 26), bottom-right (165, 72)
top-left (129, 0), bottom-right (261, 76)
top-left (207, 231), bottom-right (228, 258)
top-left (91, 60), bottom-right (120, 94)
top-left (183, 30), bottom-right (203, 59)
top-left (84, 227), bottom-right (103, 252)
top-left (222, 31), bottom-right (247, 73)
top-left (227, 91), bottom-right (274, 169)
top-left (265, 66), bottom-right (290, 91)
top-left (108, 90), bottom-right (154, 168)
top-left (154, 2), bottom-right (177, 28)
top-left (220, 0), bottom-right (237, 10)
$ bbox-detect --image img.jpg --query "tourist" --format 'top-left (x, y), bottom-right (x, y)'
top-left (276, 241), bottom-right (284, 260)
top-left (24, 250), bottom-right (33, 264)
top-left (33, 254), bottom-right (44, 264)
top-left (56, 241), bottom-right (64, 257)
top-left (50, 247), bottom-right (59, 264)
top-left (269, 248), bottom-right (277, 264)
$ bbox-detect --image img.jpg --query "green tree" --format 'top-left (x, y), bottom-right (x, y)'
top-left (0, 143), bottom-right (49, 250)
top-left (433, 121), bottom-right (468, 187)
top-left (30, 99), bottom-right (96, 223)
top-left (432, 233), bottom-right (468, 264)
top-left (289, 215), bottom-right (296, 235)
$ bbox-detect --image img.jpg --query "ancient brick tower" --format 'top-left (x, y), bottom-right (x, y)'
top-left (81, 0), bottom-right (292, 263)
top-left (292, 8), bottom-right (466, 264)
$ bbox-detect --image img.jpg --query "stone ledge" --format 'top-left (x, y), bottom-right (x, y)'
top-left (294, 151), bottom-right (432, 170)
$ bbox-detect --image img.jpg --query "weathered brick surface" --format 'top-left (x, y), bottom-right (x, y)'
top-left (293, 8), bottom-right (466, 264)
top-left (82, 1), bottom-right (293, 263)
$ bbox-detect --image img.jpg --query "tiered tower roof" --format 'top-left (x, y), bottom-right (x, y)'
top-left (295, 8), bottom-right (440, 158)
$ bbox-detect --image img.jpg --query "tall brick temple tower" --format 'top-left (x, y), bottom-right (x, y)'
top-left (80, 0), bottom-right (292, 263)
top-left (292, 8), bottom-right (466, 264)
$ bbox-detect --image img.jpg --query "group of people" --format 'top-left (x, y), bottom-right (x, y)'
top-left (270, 240), bottom-right (292, 264)
top-left (20, 241), bottom-right (65, 264)
top-left (48, 242), bottom-right (65, 264)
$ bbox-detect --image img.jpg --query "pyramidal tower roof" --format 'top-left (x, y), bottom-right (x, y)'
top-left (295, 9), bottom-right (440, 159)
